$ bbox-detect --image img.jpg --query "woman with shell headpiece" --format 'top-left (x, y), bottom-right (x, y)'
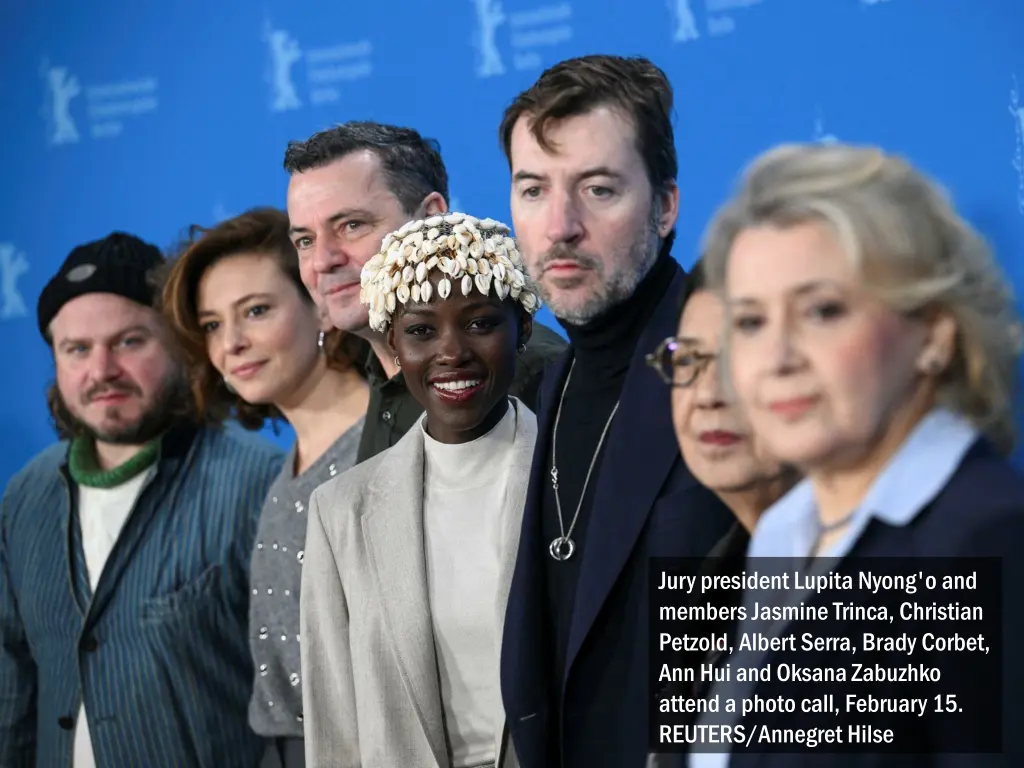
top-left (300, 213), bottom-right (540, 768)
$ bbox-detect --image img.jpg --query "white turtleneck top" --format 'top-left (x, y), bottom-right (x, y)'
top-left (420, 400), bottom-right (516, 768)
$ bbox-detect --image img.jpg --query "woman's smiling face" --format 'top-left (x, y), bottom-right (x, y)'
top-left (388, 275), bottom-right (532, 444)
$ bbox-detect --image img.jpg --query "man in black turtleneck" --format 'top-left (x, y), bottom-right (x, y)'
top-left (537, 245), bottom-right (679, 694)
top-left (498, 55), bottom-right (734, 768)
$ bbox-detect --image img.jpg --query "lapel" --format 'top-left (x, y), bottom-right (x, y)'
top-left (82, 425), bottom-right (197, 629)
top-left (59, 464), bottom-right (90, 617)
top-left (501, 353), bottom-right (571, 721)
top-left (494, 398), bottom-right (540, 635)
top-left (564, 267), bottom-right (688, 681)
top-left (492, 398), bottom-right (539, 767)
top-left (360, 424), bottom-right (447, 768)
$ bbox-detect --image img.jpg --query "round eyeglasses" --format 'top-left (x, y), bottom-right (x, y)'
top-left (644, 337), bottom-right (717, 388)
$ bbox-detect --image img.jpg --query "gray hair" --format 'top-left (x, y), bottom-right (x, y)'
top-left (282, 121), bottom-right (449, 216)
top-left (702, 142), bottom-right (1022, 455)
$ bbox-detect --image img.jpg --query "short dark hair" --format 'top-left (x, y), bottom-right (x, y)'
top-left (677, 258), bottom-right (708, 320)
top-left (283, 121), bottom-right (450, 216)
top-left (498, 55), bottom-right (678, 194)
top-left (157, 207), bottom-right (366, 432)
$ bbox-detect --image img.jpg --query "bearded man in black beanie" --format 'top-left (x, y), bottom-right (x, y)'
top-left (0, 232), bottom-right (283, 768)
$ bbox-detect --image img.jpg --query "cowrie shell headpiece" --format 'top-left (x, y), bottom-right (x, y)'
top-left (359, 212), bottom-right (542, 333)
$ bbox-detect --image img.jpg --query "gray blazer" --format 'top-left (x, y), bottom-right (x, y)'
top-left (300, 398), bottom-right (536, 768)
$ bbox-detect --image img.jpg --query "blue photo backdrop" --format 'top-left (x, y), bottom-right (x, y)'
top-left (2, 0), bottom-right (1023, 485)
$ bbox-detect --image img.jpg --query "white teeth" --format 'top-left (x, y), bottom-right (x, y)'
top-left (432, 379), bottom-right (482, 392)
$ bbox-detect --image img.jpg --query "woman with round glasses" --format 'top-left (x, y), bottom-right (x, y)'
top-left (645, 261), bottom-right (798, 768)
top-left (646, 259), bottom-right (797, 540)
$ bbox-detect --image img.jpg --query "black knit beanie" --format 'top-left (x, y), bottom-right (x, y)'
top-left (37, 232), bottom-right (165, 341)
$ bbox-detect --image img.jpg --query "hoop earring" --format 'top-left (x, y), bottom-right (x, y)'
top-left (394, 356), bottom-right (401, 368)
top-left (517, 343), bottom-right (527, 355)
top-left (318, 330), bottom-right (325, 350)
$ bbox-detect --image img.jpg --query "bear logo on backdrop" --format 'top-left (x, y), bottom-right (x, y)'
top-left (669, 0), bottom-right (700, 43)
top-left (0, 243), bottom-right (29, 321)
top-left (213, 202), bottom-right (233, 223)
top-left (1011, 75), bottom-right (1024, 216)
top-left (468, 2), bottom-right (574, 77)
top-left (41, 61), bottom-right (80, 146)
top-left (814, 108), bottom-right (839, 145)
top-left (39, 57), bottom-right (158, 143)
top-left (667, 0), bottom-right (761, 41)
top-left (261, 19), bottom-right (374, 110)
top-left (472, 0), bottom-right (507, 77)
top-left (265, 22), bottom-right (303, 113)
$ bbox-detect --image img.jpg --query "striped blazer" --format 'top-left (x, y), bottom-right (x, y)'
top-left (0, 423), bottom-right (283, 767)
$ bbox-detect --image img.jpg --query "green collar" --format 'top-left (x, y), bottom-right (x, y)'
top-left (68, 437), bottom-right (160, 488)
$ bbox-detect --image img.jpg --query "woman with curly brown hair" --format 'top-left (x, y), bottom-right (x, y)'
top-left (160, 206), bottom-right (369, 768)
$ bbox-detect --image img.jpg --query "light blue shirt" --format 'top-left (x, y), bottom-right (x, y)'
top-left (687, 407), bottom-right (979, 768)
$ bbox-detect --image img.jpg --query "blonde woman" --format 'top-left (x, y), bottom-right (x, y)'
top-left (300, 213), bottom-right (541, 767)
top-left (687, 143), bottom-right (1024, 767)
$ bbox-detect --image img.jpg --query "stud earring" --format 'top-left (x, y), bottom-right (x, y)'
top-left (318, 331), bottom-right (325, 350)
top-left (394, 356), bottom-right (401, 368)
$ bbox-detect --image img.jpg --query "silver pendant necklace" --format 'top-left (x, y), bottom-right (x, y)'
top-left (548, 359), bottom-right (621, 561)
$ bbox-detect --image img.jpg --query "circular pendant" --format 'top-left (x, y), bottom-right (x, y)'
top-left (549, 536), bottom-right (575, 561)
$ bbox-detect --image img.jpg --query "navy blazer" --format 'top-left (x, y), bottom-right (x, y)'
top-left (500, 264), bottom-right (735, 768)
top-left (688, 438), bottom-right (1024, 768)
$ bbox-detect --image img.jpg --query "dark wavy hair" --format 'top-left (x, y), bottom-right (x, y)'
top-left (677, 258), bottom-right (707, 320)
top-left (283, 121), bottom-right (449, 214)
top-left (157, 207), bottom-right (367, 431)
top-left (499, 54), bottom-right (678, 255)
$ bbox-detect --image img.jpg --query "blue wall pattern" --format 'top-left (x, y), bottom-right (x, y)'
top-left (1, 0), bottom-right (1023, 484)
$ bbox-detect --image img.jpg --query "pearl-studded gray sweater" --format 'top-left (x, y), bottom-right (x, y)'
top-left (247, 418), bottom-right (364, 738)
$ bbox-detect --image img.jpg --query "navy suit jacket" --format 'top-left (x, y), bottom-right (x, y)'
top-left (659, 438), bottom-right (1024, 768)
top-left (500, 265), bottom-right (735, 768)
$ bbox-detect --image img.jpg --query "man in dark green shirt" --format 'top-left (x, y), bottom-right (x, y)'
top-left (282, 121), bottom-right (566, 462)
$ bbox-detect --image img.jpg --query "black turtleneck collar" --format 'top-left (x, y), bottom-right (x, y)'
top-left (559, 246), bottom-right (679, 373)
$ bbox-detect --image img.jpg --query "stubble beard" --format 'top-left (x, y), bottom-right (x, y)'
top-left (61, 367), bottom-right (191, 446)
top-left (537, 215), bottom-right (661, 326)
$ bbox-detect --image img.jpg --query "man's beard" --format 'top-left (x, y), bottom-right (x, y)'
top-left (534, 209), bottom-right (662, 326)
top-left (56, 367), bottom-right (192, 445)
